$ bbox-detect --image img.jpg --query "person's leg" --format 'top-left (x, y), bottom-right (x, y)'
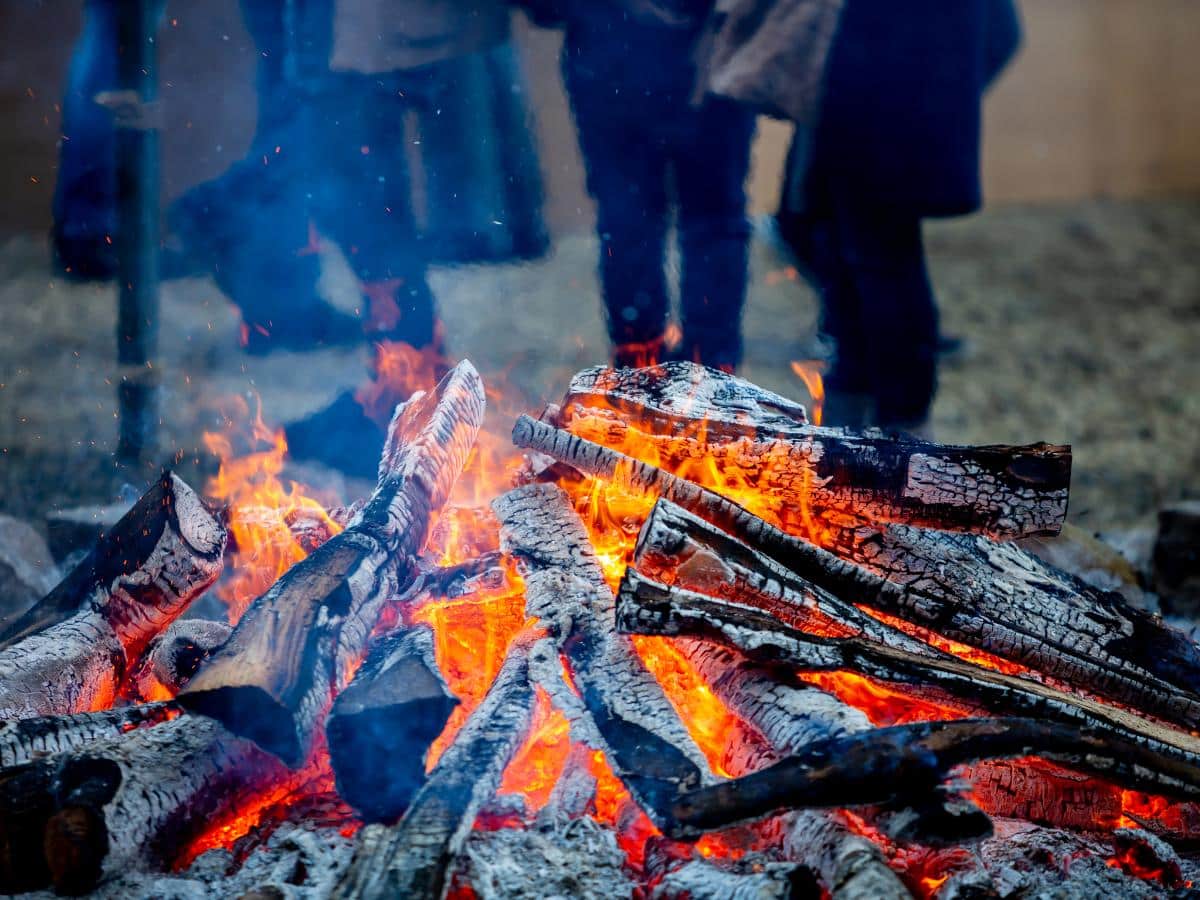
top-left (53, 0), bottom-right (121, 278)
top-left (832, 203), bottom-right (939, 428)
top-left (672, 97), bottom-right (756, 371)
top-left (562, 38), bottom-right (671, 365)
top-left (311, 71), bottom-right (436, 349)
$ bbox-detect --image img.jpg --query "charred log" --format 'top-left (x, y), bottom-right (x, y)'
top-left (556, 363), bottom-right (1070, 539)
top-left (125, 618), bottom-right (231, 701)
top-left (0, 701), bottom-right (178, 768)
top-left (492, 482), bottom-right (712, 822)
top-left (0, 472), bottom-right (225, 718)
top-left (326, 624), bottom-right (458, 823)
top-left (513, 416), bottom-right (1200, 733)
top-left (332, 631), bottom-right (545, 900)
top-left (180, 361), bottom-right (486, 766)
top-left (617, 570), bottom-right (1200, 776)
top-left (784, 811), bottom-right (913, 900)
top-left (0, 712), bottom-right (293, 895)
top-left (668, 719), bottom-right (1200, 837)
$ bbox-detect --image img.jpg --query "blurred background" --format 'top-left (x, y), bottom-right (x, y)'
top-left (0, 0), bottom-right (1196, 554)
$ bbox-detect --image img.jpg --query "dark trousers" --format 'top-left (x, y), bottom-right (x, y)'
top-left (53, 0), bottom-right (165, 269)
top-left (562, 22), bottom-right (755, 369)
top-left (781, 151), bottom-right (939, 428)
top-left (310, 70), bottom-right (436, 346)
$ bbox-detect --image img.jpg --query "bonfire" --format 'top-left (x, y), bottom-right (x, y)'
top-left (0, 351), bottom-right (1196, 899)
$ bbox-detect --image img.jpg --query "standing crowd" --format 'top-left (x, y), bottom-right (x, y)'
top-left (54, 0), bottom-right (1020, 440)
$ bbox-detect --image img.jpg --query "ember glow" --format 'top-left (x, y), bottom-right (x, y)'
top-left (203, 395), bottom-right (343, 622)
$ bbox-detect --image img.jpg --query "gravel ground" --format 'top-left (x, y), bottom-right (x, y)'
top-left (0, 197), bottom-right (1196, 537)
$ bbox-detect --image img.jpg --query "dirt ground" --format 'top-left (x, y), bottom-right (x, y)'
top-left (0, 197), bottom-right (1197, 539)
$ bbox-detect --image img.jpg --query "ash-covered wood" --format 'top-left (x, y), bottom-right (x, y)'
top-left (559, 362), bottom-right (810, 437)
top-left (0, 701), bottom-right (179, 768)
top-left (326, 623), bottom-right (458, 823)
top-left (180, 361), bottom-right (486, 766)
top-left (514, 416), bottom-right (1200, 733)
top-left (557, 363), bottom-right (1070, 539)
top-left (785, 811), bottom-right (913, 900)
top-left (126, 618), bottom-right (231, 701)
top-left (333, 630), bottom-right (544, 900)
top-left (635, 500), bottom-right (930, 655)
top-left (492, 482), bottom-right (712, 822)
top-left (618, 569), bottom-right (1200, 776)
top-left (0, 472), bottom-right (225, 719)
top-left (668, 718), bottom-right (1200, 837)
top-left (0, 712), bottom-right (294, 895)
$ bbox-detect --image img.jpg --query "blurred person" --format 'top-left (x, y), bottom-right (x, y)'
top-left (776, 0), bottom-right (1022, 430)
top-left (166, 0), bottom-right (364, 354)
top-left (52, 0), bottom-right (165, 279)
top-left (284, 0), bottom-right (546, 475)
top-left (529, 1), bottom-right (756, 371)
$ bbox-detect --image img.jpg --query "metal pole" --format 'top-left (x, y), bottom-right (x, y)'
top-left (112, 0), bottom-right (161, 463)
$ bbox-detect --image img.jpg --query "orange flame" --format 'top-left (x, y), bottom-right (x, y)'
top-left (790, 360), bottom-right (825, 427)
top-left (203, 395), bottom-right (344, 623)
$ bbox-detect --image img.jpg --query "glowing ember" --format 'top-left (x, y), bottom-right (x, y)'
top-left (799, 671), bottom-right (973, 727)
top-left (497, 688), bottom-right (573, 813)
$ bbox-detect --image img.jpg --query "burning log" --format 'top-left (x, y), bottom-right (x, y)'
top-left (125, 618), bottom-right (232, 701)
top-left (634, 500), bottom-right (929, 654)
top-left (180, 361), bottom-right (486, 766)
top-left (555, 363), bottom-right (1070, 539)
top-left (0, 702), bottom-right (178, 768)
top-left (785, 811), bottom-right (913, 900)
top-left (333, 630), bottom-right (546, 900)
top-left (617, 569), bottom-right (1200, 774)
top-left (666, 718), bottom-right (1200, 837)
top-left (326, 623), bottom-right (459, 823)
top-left (513, 416), bottom-right (1200, 733)
top-left (34, 713), bottom-right (292, 895)
top-left (492, 482), bottom-right (712, 821)
top-left (669, 640), bottom-right (916, 896)
top-left (0, 472), bottom-right (225, 718)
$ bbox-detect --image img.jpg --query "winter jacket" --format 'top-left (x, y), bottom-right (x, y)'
top-left (811, 0), bottom-right (1022, 216)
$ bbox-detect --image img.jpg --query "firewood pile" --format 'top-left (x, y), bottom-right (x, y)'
top-left (1, 359), bottom-right (1198, 899)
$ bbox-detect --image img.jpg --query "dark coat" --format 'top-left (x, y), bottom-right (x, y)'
top-left (812, 0), bottom-right (1022, 217)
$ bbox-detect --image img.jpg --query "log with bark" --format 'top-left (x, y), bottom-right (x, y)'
top-left (554, 363), bottom-right (1070, 539)
top-left (666, 718), bottom-right (1200, 837)
top-left (513, 416), bottom-right (1200, 733)
top-left (492, 482), bottom-right (712, 822)
top-left (326, 622), bottom-right (458, 823)
top-left (0, 472), bottom-right (225, 719)
top-left (333, 629), bottom-right (546, 900)
top-left (180, 361), bottom-right (486, 766)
